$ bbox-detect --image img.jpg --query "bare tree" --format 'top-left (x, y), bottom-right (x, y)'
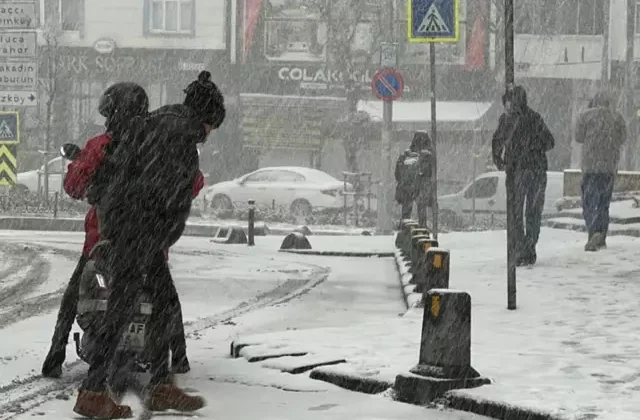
top-left (303, 0), bottom-right (382, 173)
top-left (39, 24), bottom-right (62, 201)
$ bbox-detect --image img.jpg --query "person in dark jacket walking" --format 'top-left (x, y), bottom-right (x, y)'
top-left (72, 71), bottom-right (225, 419)
top-left (395, 131), bottom-right (434, 227)
top-left (575, 91), bottom-right (626, 251)
top-left (492, 86), bottom-right (555, 265)
top-left (41, 83), bottom-right (207, 379)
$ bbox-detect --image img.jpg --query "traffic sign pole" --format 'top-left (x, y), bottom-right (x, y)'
top-left (372, 68), bottom-right (404, 233)
top-left (429, 43), bottom-right (438, 240)
top-left (505, 0), bottom-right (517, 310)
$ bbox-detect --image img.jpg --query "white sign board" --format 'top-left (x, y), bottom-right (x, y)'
top-left (0, 60), bottom-right (36, 88)
top-left (380, 43), bottom-right (397, 68)
top-left (0, 2), bottom-right (38, 29)
top-left (0, 90), bottom-right (37, 106)
top-left (0, 31), bottom-right (37, 59)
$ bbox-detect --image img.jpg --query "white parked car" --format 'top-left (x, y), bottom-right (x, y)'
top-left (437, 171), bottom-right (564, 228)
top-left (205, 166), bottom-right (355, 216)
top-left (16, 156), bottom-right (71, 195)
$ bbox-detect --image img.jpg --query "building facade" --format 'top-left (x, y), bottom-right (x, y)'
top-left (26, 0), bottom-right (231, 170)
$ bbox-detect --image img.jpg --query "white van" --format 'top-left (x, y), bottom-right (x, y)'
top-left (438, 171), bottom-right (564, 228)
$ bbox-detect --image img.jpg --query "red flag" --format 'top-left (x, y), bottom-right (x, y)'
top-left (243, 0), bottom-right (264, 62)
top-left (464, 0), bottom-right (487, 71)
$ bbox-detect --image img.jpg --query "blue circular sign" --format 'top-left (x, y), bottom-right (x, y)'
top-left (372, 69), bottom-right (404, 101)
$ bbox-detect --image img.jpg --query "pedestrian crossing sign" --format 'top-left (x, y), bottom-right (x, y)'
top-left (408, 0), bottom-right (459, 43)
top-left (0, 112), bottom-right (19, 144)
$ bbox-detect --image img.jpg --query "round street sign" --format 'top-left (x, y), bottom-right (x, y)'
top-left (372, 69), bottom-right (404, 102)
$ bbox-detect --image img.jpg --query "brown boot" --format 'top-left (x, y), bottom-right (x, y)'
top-left (145, 383), bottom-right (206, 412)
top-left (73, 389), bottom-right (133, 419)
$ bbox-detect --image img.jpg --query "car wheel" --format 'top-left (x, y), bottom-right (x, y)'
top-left (12, 184), bottom-right (29, 194)
top-left (439, 210), bottom-right (464, 231)
top-left (290, 199), bottom-right (312, 217)
top-left (210, 194), bottom-right (233, 211)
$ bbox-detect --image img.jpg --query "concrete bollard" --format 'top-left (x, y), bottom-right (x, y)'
top-left (211, 226), bottom-right (247, 244)
top-left (280, 232), bottom-right (312, 250)
top-left (409, 239), bottom-right (440, 286)
top-left (399, 222), bottom-right (420, 254)
top-left (404, 228), bottom-right (430, 259)
top-left (396, 219), bottom-right (418, 247)
top-left (413, 248), bottom-right (450, 294)
top-left (394, 289), bottom-right (490, 405)
top-left (247, 199), bottom-right (255, 246)
top-left (409, 234), bottom-right (431, 271)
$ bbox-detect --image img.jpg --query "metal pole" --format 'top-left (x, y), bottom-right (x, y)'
top-left (376, 0), bottom-right (395, 233)
top-left (625, 0), bottom-right (636, 170)
top-left (429, 43), bottom-right (438, 240)
top-left (505, 0), bottom-right (516, 310)
top-left (247, 199), bottom-right (255, 246)
top-left (472, 130), bottom-right (477, 227)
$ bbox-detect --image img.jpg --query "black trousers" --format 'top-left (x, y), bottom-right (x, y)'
top-left (400, 198), bottom-right (429, 227)
top-left (506, 169), bottom-right (547, 258)
top-left (82, 242), bottom-right (178, 391)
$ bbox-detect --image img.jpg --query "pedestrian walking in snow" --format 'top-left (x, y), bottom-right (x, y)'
top-left (575, 91), bottom-right (627, 251)
top-left (492, 86), bottom-right (555, 266)
top-left (395, 131), bottom-right (434, 228)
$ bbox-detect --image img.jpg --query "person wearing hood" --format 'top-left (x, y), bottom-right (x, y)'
top-left (575, 92), bottom-right (626, 251)
top-left (395, 131), bottom-right (434, 227)
top-left (492, 85), bottom-right (555, 266)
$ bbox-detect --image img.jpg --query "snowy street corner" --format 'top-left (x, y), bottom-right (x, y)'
top-left (389, 231), bottom-right (564, 420)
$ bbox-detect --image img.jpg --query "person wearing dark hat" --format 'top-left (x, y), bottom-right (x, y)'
top-left (72, 71), bottom-right (224, 418)
top-left (492, 85), bottom-right (555, 266)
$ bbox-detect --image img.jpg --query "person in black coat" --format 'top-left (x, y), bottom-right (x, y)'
top-left (492, 86), bottom-right (555, 266)
top-left (395, 131), bottom-right (434, 227)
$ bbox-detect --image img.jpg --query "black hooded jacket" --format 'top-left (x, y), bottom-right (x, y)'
top-left (492, 86), bottom-right (555, 172)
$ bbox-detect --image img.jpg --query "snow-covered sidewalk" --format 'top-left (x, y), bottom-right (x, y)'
top-left (545, 199), bottom-right (640, 237)
top-left (231, 229), bottom-right (640, 420)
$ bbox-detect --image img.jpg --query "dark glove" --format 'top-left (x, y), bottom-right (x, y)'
top-left (494, 158), bottom-right (506, 171)
top-left (42, 345), bottom-right (65, 378)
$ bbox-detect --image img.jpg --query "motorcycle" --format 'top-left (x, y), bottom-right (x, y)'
top-left (60, 143), bottom-right (158, 390)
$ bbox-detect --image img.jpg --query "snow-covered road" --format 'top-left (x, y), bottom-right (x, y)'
top-left (0, 231), bottom-right (483, 420)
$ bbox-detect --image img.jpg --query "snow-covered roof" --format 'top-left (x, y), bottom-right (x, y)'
top-left (358, 100), bottom-right (492, 123)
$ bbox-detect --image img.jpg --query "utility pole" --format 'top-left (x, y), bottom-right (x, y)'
top-left (600, 0), bottom-right (611, 86)
top-left (504, 0), bottom-right (516, 310)
top-left (376, 0), bottom-right (395, 233)
top-left (625, 0), bottom-right (636, 170)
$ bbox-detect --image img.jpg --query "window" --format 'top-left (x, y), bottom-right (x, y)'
top-left (149, 0), bottom-right (194, 34)
top-left (557, 0), bottom-right (604, 35)
top-left (244, 171), bottom-right (273, 183)
top-left (45, 0), bottom-right (84, 31)
top-left (271, 171), bottom-right (305, 182)
top-left (463, 177), bottom-right (498, 199)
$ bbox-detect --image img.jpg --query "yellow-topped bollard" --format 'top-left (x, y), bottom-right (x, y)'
top-left (414, 247), bottom-right (450, 294)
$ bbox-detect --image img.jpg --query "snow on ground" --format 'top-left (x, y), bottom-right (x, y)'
top-left (231, 228), bottom-right (640, 420)
top-left (0, 231), bottom-right (326, 390)
top-left (546, 217), bottom-right (640, 234)
top-left (10, 323), bottom-right (490, 420)
top-left (560, 199), bottom-right (640, 220)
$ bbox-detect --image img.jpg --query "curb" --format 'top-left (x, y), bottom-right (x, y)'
top-left (0, 216), bottom-right (366, 237)
top-left (390, 232), bottom-right (564, 420)
top-left (309, 368), bottom-right (393, 394)
top-left (543, 219), bottom-right (640, 237)
top-left (279, 249), bottom-right (394, 258)
top-left (445, 392), bottom-right (566, 420)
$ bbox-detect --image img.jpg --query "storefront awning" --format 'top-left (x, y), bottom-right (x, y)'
top-left (357, 100), bottom-right (499, 132)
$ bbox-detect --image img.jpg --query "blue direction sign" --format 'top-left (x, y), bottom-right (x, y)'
top-left (408, 0), bottom-right (459, 43)
top-left (372, 69), bottom-right (404, 102)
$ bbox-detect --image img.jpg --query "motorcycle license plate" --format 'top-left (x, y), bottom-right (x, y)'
top-left (122, 322), bottom-right (145, 349)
